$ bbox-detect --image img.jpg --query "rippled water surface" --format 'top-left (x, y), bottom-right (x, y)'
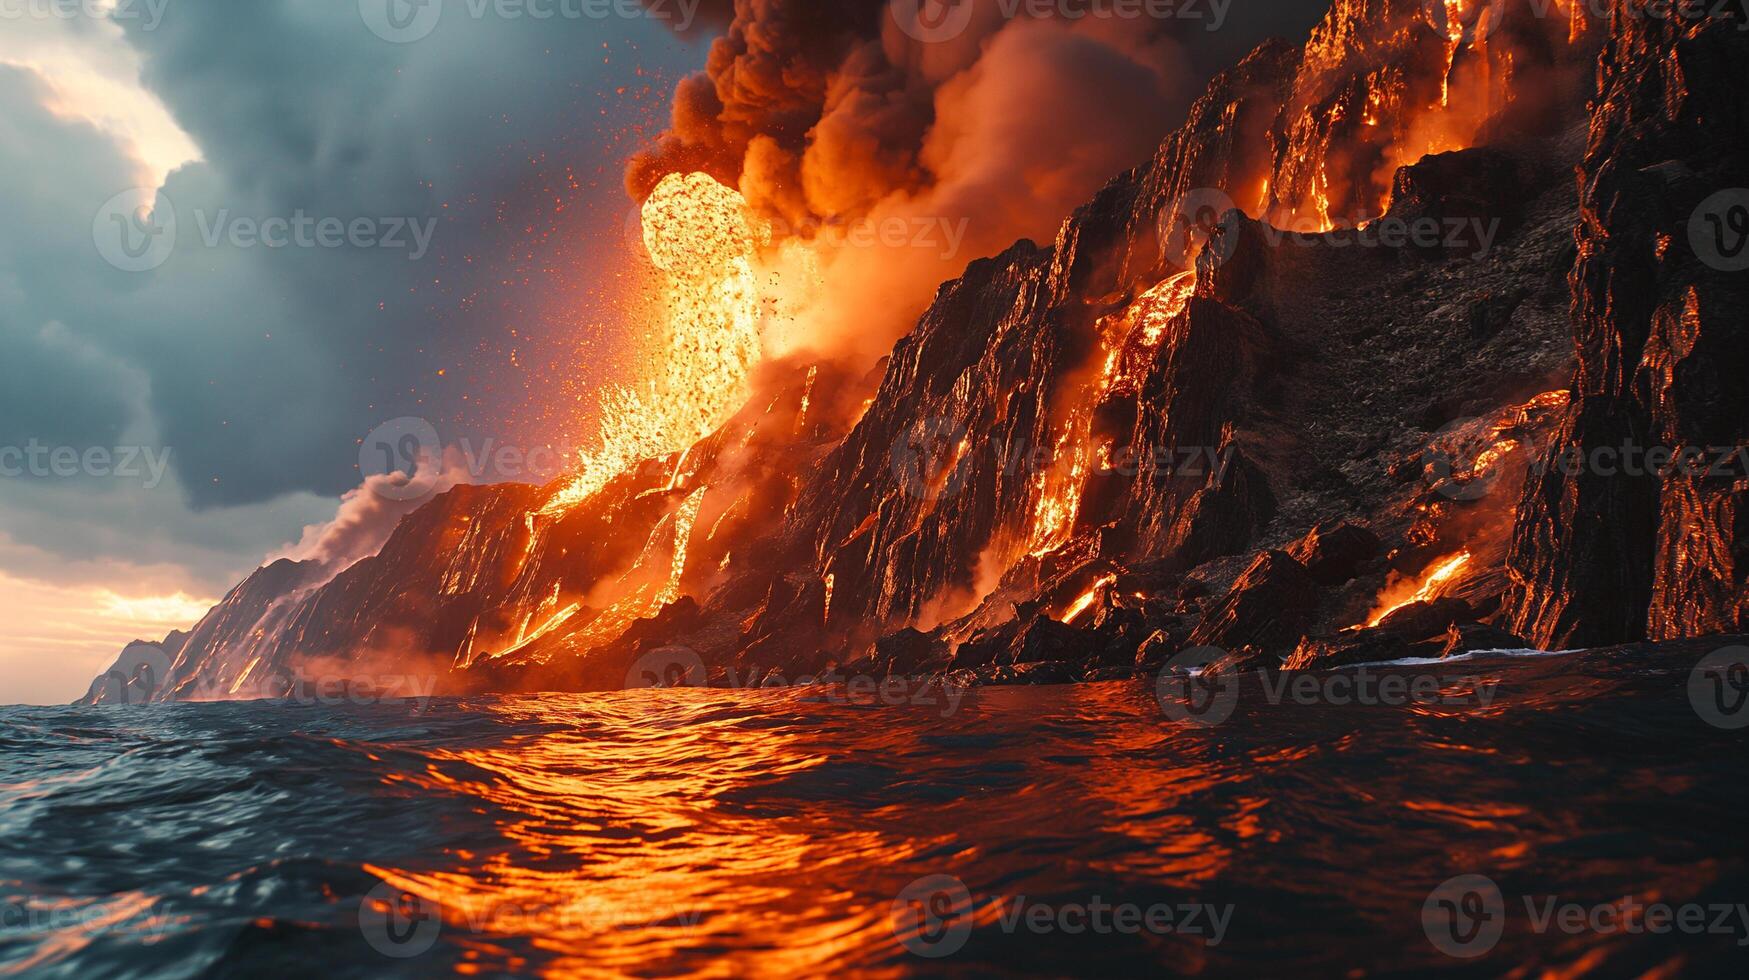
top-left (3, 647), bottom-right (1747, 977)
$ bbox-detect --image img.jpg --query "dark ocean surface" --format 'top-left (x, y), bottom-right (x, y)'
top-left (4, 645), bottom-right (1748, 977)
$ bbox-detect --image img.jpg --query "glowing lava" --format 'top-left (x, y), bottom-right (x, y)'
top-left (1028, 272), bottom-right (1196, 558)
top-left (1366, 551), bottom-right (1472, 627)
top-left (545, 173), bottom-right (763, 513)
top-left (1062, 574), bottom-right (1117, 624)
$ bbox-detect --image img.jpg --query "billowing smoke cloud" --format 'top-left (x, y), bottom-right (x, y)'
top-left (269, 453), bottom-right (471, 578)
top-left (631, 0), bottom-right (1328, 358)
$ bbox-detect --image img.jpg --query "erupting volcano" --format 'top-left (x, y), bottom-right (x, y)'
top-left (83, 0), bottom-right (1747, 719)
top-left (19, 1), bottom-right (1749, 977)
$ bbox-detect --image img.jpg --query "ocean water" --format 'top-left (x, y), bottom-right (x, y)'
top-left (3, 647), bottom-right (1747, 978)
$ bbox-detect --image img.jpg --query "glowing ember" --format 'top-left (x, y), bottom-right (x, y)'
top-left (1366, 551), bottom-right (1471, 627)
top-left (545, 173), bottom-right (763, 513)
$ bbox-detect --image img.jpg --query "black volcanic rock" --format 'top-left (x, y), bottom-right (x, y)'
top-left (1287, 522), bottom-right (1381, 586)
top-left (82, 558), bottom-right (324, 704)
top-left (79, 633), bottom-right (187, 705)
top-left (1387, 147), bottom-right (1524, 245)
top-left (873, 628), bottom-right (947, 676)
top-left (1009, 617), bottom-right (1088, 666)
top-left (1187, 551), bottom-right (1320, 656)
top-left (1286, 597), bottom-right (1476, 670)
top-left (1088, 605), bottom-right (1151, 668)
top-left (1156, 435), bottom-right (1279, 571)
top-left (1439, 621), bottom-right (1530, 658)
top-left (1505, 10), bottom-right (1749, 648)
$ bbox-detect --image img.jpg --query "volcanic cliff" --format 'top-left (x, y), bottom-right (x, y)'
top-left (84, 0), bottom-right (1749, 704)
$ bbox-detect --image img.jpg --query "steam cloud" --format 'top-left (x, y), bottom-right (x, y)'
top-left (632, 0), bottom-right (1321, 359)
top-left (270, 453), bottom-right (471, 579)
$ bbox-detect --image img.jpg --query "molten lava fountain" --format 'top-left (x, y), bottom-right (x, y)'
top-left (545, 172), bottom-right (763, 513)
top-left (498, 174), bottom-right (763, 659)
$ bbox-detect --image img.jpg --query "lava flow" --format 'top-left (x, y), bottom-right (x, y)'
top-left (1029, 271), bottom-right (1197, 559)
top-left (1366, 551), bottom-right (1473, 627)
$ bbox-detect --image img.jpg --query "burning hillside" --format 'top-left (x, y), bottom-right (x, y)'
top-left (84, 0), bottom-right (1749, 706)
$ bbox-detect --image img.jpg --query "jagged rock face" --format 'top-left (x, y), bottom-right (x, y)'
top-left (80, 360), bottom-right (858, 703)
top-left (1505, 7), bottom-right (1749, 649)
top-left (1289, 522), bottom-right (1382, 586)
top-left (81, 559), bottom-right (320, 704)
top-left (788, 237), bottom-right (1069, 633)
top-left (1188, 551), bottom-right (1320, 655)
top-left (1287, 596), bottom-right (1477, 669)
top-left (758, 0), bottom-right (1583, 656)
top-left (85, 487), bottom-right (549, 704)
top-left (80, 634), bottom-right (187, 705)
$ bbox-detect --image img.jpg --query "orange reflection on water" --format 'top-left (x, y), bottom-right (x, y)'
top-left (362, 692), bottom-right (923, 977)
